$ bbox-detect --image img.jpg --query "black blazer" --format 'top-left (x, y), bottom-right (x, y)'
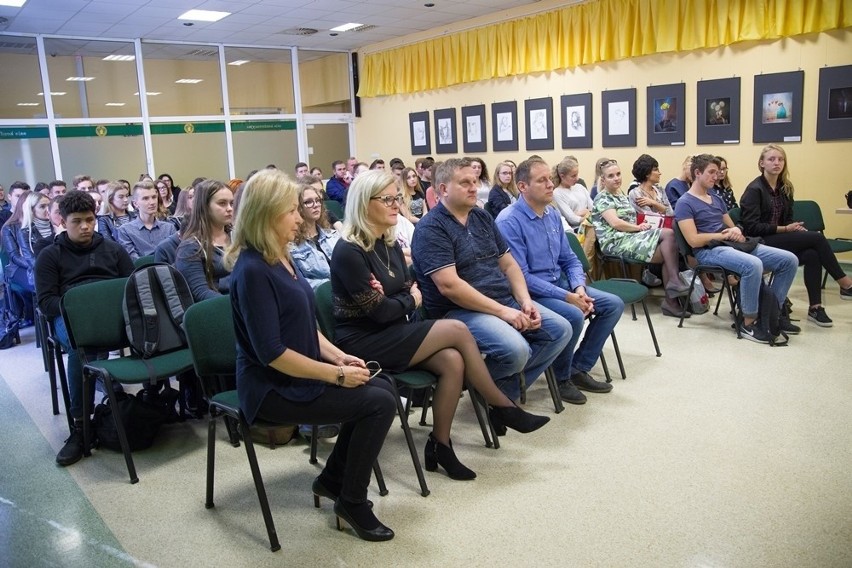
top-left (487, 185), bottom-right (513, 218)
top-left (739, 175), bottom-right (793, 237)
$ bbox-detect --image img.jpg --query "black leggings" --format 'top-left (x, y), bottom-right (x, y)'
top-left (257, 377), bottom-right (396, 503)
top-left (763, 231), bottom-right (847, 306)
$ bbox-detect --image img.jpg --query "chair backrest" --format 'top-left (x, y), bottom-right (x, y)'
top-left (483, 201), bottom-right (495, 218)
top-left (183, 295), bottom-right (236, 377)
top-left (791, 200), bottom-right (826, 232)
top-left (61, 278), bottom-right (129, 351)
top-left (564, 231), bottom-right (591, 274)
top-left (727, 207), bottom-right (741, 225)
top-left (134, 254), bottom-right (157, 269)
top-left (313, 281), bottom-right (336, 341)
top-left (672, 221), bottom-right (695, 259)
top-left (324, 200), bottom-right (344, 221)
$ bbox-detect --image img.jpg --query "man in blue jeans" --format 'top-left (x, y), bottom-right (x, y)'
top-left (496, 158), bottom-right (624, 404)
top-left (411, 158), bottom-right (572, 413)
top-left (675, 154), bottom-right (799, 344)
top-left (35, 191), bottom-right (134, 465)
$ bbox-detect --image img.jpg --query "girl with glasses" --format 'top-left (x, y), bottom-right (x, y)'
top-left (291, 184), bottom-right (341, 291)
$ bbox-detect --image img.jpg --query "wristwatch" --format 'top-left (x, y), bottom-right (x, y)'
top-left (336, 366), bottom-right (345, 386)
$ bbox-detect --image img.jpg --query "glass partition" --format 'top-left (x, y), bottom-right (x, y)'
top-left (56, 124), bottom-right (146, 182)
top-left (305, 123), bottom-right (351, 175)
top-left (298, 51), bottom-right (352, 113)
top-left (150, 122), bottom-right (228, 186)
top-left (0, 35), bottom-right (44, 120)
top-left (141, 44), bottom-right (224, 117)
top-left (0, 127), bottom-right (55, 185)
top-left (232, 120), bottom-right (299, 179)
top-left (224, 47), bottom-right (295, 115)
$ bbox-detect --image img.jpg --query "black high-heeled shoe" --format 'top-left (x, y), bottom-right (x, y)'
top-left (333, 498), bottom-right (394, 542)
top-left (489, 404), bottom-right (550, 434)
top-left (312, 476), bottom-right (372, 509)
top-left (424, 433), bottom-right (476, 480)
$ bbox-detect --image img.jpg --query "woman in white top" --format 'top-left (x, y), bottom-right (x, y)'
top-left (551, 156), bottom-right (593, 232)
top-left (469, 157), bottom-right (492, 206)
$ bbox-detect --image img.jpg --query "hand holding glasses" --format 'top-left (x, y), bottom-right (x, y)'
top-left (366, 361), bottom-right (382, 379)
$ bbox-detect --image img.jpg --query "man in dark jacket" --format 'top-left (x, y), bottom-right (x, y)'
top-left (35, 190), bottom-right (134, 466)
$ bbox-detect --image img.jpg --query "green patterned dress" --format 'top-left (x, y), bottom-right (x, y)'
top-left (591, 190), bottom-right (662, 263)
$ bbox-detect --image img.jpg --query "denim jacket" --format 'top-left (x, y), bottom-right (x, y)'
top-left (290, 227), bottom-right (340, 290)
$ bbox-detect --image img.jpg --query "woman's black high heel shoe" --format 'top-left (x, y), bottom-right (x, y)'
top-left (333, 498), bottom-right (394, 542)
top-left (312, 476), bottom-right (372, 509)
top-left (489, 404), bottom-right (550, 434)
top-left (424, 433), bottom-right (476, 480)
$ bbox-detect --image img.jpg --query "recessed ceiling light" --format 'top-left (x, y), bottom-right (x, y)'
top-left (228, 60), bottom-right (250, 66)
top-left (330, 23), bottom-right (363, 32)
top-left (103, 55), bottom-right (135, 61)
top-left (134, 92), bottom-right (162, 96)
top-left (37, 92), bottom-right (66, 96)
top-left (66, 76), bottom-right (95, 81)
top-left (17, 102), bottom-right (39, 106)
top-left (178, 9), bottom-right (230, 22)
top-left (175, 79), bottom-right (203, 84)
top-left (0, 1), bottom-right (28, 8)
top-left (105, 102), bottom-right (126, 106)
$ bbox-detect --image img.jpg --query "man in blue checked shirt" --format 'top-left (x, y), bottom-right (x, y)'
top-left (496, 158), bottom-right (623, 405)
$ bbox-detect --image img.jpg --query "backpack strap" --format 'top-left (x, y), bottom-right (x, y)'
top-left (153, 265), bottom-right (187, 326)
top-left (134, 268), bottom-right (161, 357)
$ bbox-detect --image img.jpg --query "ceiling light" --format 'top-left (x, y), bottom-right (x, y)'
top-left (228, 60), bottom-right (250, 66)
top-left (37, 92), bottom-right (66, 96)
top-left (134, 92), bottom-right (162, 96)
top-left (330, 23), bottom-right (363, 32)
top-left (175, 79), bottom-right (203, 84)
top-left (103, 54), bottom-right (135, 61)
top-left (178, 9), bottom-right (230, 22)
top-left (17, 102), bottom-right (39, 106)
top-left (0, 1), bottom-right (28, 8)
top-left (66, 76), bottom-right (94, 81)
top-left (105, 102), bottom-right (126, 106)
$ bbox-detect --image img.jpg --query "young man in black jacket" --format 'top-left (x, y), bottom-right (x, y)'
top-left (35, 190), bottom-right (134, 466)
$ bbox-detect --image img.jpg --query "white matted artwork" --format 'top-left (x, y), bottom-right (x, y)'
top-left (565, 105), bottom-right (585, 138)
top-left (529, 108), bottom-right (548, 140)
top-left (438, 118), bottom-right (453, 144)
top-left (466, 115), bottom-right (482, 143)
top-left (497, 112), bottom-right (514, 141)
top-left (608, 101), bottom-right (630, 136)
top-left (413, 121), bottom-right (427, 147)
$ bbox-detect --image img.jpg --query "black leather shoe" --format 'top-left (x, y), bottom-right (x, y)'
top-left (56, 421), bottom-right (86, 466)
top-left (557, 379), bottom-right (587, 405)
top-left (334, 499), bottom-right (394, 542)
top-left (489, 405), bottom-right (550, 433)
top-left (571, 371), bottom-right (613, 394)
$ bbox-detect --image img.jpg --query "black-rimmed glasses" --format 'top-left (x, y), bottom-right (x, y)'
top-left (371, 194), bottom-right (404, 207)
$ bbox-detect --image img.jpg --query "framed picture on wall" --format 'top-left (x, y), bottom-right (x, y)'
top-left (601, 88), bottom-right (636, 147)
top-left (560, 93), bottom-right (592, 149)
top-left (753, 70), bottom-right (804, 143)
top-left (524, 97), bottom-right (554, 151)
top-left (461, 104), bottom-right (487, 153)
top-left (491, 101), bottom-right (519, 152)
top-left (816, 64), bottom-right (852, 141)
top-left (409, 111), bottom-right (431, 155)
top-left (433, 108), bottom-right (458, 154)
top-left (697, 77), bottom-right (741, 145)
top-left (647, 83), bottom-right (685, 147)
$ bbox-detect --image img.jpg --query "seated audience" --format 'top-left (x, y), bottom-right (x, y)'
top-left (469, 157), bottom-right (491, 206)
top-left (97, 182), bottom-right (136, 242)
top-left (156, 177), bottom-right (176, 216)
top-left (16, 192), bottom-right (55, 287)
top-left (326, 160), bottom-right (349, 205)
top-left (664, 155), bottom-right (693, 208)
top-left (117, 181), bottom-right (177, 260)
top-left (551, 156), bottom-right (593, 231)
top-left (712, 156), bottom-right (738, 211)
top-left (627, 154), bottom-right (673, 218)
top-left (291, 183), bottom-right (340, 290)
top-left (399, 167), bottom-right (427, 223)
top-left (157, 173), bottom-right (181, 202)
top-left (2, 190), bottom-right (33, 320)
top-left (487, 161), bottom-right (518, 218)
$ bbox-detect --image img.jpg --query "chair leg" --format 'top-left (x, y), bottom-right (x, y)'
top-left (639, 300), bottom-right (662, 357)
top-left (466, 386), bottom-right (494, 449)
top-left (102, 374), bottom-right (139, 484)
top-left (55, 343), bottom-right (72, 432)
top-left (610, 332), bottom-right (627, 379)
top-left (372, 461), bottom-right (389, 496)
top-left (46, 338), bottom-right (60, 416)
top-left (600, 351), bottom-right (612, 384)
top-left (388, 377), bottom-right (430, 497)
top-left (679, 273), bottom-right (699, 328)
top-left (238, 417), bottom-right (281, 552)
top-left (418, 388), bottom-right (431, 426)
top-left (309, 426), bottom-right (318, 464)
top-left (544, 367), bottom-right (564, 414)
top-left (206, 413), bottom-right (217, 509)
top-left (518, 372), bottom-right (527, 405)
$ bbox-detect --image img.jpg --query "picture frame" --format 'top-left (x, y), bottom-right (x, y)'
top-left (816, 64), bottom-right (852, 141)
top-left (697, 77), bottom-right (741, 145)
top-left (560, 93), bottom-right (592, 149)
top-left (752, 70), bottom-right (804, 143)
top-left (524, 97), bottom-right (554, 151)
top-left (433, 107), bottom-right (458, 154)
top-left (601, 88), bottom-right (636, 148)
top-left (461, 104), bottom-right (487, 153)
top-left (647, 83), bottom-right (685, 147)
top-left (491, 100), bottom-right (519, 152)
top-left (409, 111), bottom-right (431, 156)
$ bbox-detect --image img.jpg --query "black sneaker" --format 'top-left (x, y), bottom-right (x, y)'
top-left (738, 322), bottom-right (771, 344)
top-left (779, 315), bottom-right (801, 335)
top-left (807, 306), bottom-right (833, 327)
top-left (56, 424), bottom-right (85, 466)
top-left (557, 379), bottom-right (587, 405)
top-left (841, 287), bottom-right (852, 301)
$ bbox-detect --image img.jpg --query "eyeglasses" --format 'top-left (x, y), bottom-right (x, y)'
top-left (600, 159), bottom-right (618, 169)
top-left (302, 198), bottom-right (322, 207)
top-left (371, 194), bottom-right (404, 207)
top-left (366, 361), bottom-right (382, 379)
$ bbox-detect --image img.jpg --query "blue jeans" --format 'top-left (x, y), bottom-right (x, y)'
top-left (53, 316), bottom-right (109, 420)
top-left (537, 284), bottom-right (624, 381)
top-left (695, 243), bottom-right (798, 317)
top-left (445, 301), bottom-right (572, 401)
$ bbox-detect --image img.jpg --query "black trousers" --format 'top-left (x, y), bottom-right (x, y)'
top-left (763, 231), bottom-right (846, 306)
top-left (257, 377), bottom-right (396, 503)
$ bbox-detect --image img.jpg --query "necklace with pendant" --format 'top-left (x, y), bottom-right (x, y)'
top-left (377, 242), bottom-right (395, 278)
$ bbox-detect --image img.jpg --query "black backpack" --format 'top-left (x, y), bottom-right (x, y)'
top-left (756, 281), bottom-right (787, 346)
top-left (122, 264), bottom-right (194, 359)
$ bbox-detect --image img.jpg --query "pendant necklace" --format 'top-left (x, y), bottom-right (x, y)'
top-left (377, 241), bottom-right (395, 278)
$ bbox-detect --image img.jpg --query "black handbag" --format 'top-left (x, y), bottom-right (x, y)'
top-left (708, 236), bottom-right (763, 253)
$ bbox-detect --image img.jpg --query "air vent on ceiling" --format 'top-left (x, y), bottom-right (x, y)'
top-left (0, 40), bottom-right (36, 52)
top-left (186, 48), bottom-right (219, 57)
top-left (352, 24), bottom-right (376, 33)
top-left (278, 27), bottom-right (319, 36)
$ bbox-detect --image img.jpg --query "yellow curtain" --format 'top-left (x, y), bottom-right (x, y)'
top-left (359, 0), bottom-right (851, 97)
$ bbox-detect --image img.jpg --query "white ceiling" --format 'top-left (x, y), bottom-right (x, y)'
top-left (0, 0), bottom-right (541, 52)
